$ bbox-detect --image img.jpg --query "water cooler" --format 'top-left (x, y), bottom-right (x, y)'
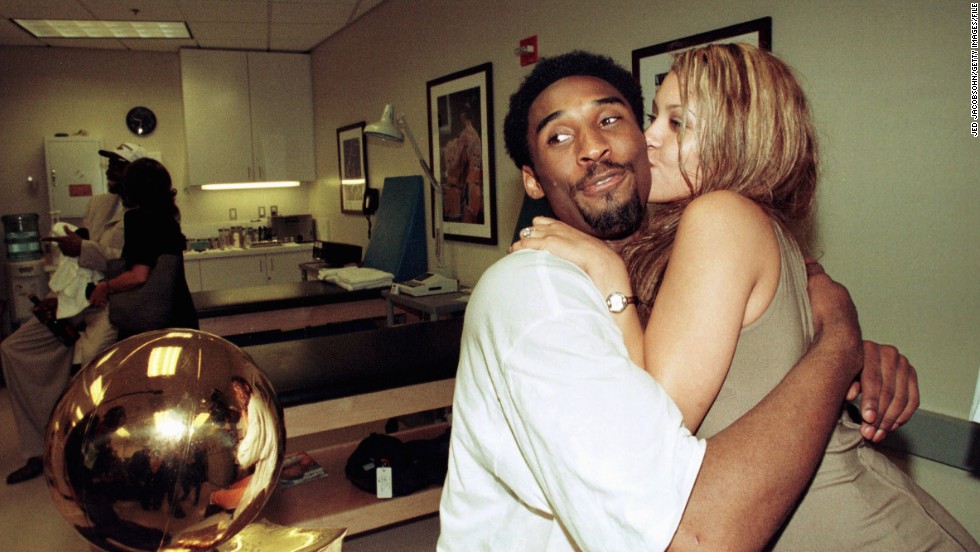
top-left (3, 213), bottom-right (49, 325)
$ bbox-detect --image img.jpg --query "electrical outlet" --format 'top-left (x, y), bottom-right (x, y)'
top-left (270, 205), bottom-right (278, 216)
top-left (229, 208), bottom-right (237, 221)
top-left (258, 206), bottom-right (266, 218)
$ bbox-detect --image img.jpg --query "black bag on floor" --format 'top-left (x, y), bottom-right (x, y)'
top-left (344, 429), bottom-right (450, 497)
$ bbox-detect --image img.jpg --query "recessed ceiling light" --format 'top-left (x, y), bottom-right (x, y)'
top-left (14, 19), bottom-right (191, 39)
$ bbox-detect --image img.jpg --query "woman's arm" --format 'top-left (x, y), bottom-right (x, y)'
top-left (513, 205), bottom-right (918, 440)
top-left (671, 264), bottom-right (864, 551)
top-left (513, 191), bottom-right (780, 432)
top-left (645, 191), bottom-right (780, 431)
top-left (88, 264), bottom-right (151, 307)
top-left (511, 216), bottom-right (646, 368)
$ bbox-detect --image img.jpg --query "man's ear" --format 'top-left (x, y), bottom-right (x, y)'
top-left (521, 166), bottom-right (546, 199)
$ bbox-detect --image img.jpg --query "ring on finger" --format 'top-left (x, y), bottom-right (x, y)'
top-left (520, 226), bottom-right (533, 239)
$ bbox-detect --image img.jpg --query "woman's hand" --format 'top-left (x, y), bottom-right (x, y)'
top-left (511, 216), bottom-right (625, 282)
top-left (89, 281), bottom-right (110, 307)
top-left (513, 216), bottom-right (645, 369)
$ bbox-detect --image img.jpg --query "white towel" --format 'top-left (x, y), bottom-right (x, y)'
top-left (48, 222), bottom-right (104, 318)
top-left (317, 266), bottom-right (393, 291)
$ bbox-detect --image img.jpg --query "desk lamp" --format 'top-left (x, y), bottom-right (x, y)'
top-left (365, 104), bottom-right (444, 270)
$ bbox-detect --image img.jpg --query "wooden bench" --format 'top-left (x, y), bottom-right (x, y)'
top-left (242, 317), bottom-right (463, 535)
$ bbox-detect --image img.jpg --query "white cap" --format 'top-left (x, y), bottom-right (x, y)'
top-left (98, 143), bottom-right (147, 163)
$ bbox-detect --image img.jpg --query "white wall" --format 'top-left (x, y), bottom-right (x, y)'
top-left (309, 2), bottom-right (979, 535)
top-left (1, 3), bottom-right (973, 421)
top-left (0, 0), bottom-right (975, 538)
top-left (310, 0), bottom-right (979, 420)
top-left (0, 47), bottom-right (314, 289)
top-left (0, 0), bottom-right (973, 422)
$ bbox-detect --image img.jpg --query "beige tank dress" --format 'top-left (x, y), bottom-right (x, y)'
top-left (696, 223), bottom-right (978, 551)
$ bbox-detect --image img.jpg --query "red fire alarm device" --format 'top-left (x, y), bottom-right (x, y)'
top-left (520, 35), bottom-right (538, 66)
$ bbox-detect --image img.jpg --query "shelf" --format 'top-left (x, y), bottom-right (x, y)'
top-left (282, 379), bottom-right (455, 441)
top-left (261, 423), bottom-right (449, 536)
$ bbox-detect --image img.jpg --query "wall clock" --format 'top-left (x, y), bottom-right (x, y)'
top-left (126, 106), bottom-right (157, 136)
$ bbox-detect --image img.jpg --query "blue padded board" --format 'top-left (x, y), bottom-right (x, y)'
top-left (362, 175), bottom-right (427, 282)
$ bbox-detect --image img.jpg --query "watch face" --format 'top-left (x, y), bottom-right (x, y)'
top-left (126, 106), bottom-right (157, 136)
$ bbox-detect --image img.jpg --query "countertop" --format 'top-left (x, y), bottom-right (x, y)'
top-left (183, 242), bottom-right (313, 260)
top-left (192, 279), bottom-right (383, 318)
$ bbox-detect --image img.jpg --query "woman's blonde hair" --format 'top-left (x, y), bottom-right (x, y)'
top-left (622, 42), bottom-right (819, 324)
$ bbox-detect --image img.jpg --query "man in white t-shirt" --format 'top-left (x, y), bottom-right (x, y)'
top-left (439, 52), bottom-right (910, 551)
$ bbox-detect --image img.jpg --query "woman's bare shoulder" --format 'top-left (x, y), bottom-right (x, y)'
top-left (678, 191), bottom-right (772, 242)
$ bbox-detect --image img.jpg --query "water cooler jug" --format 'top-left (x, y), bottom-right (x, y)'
top-left (3, 213), bottom-right (49, 324)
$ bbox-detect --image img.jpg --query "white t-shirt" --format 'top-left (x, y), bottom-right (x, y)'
top-left (439, 250), bottom-right (705, 551)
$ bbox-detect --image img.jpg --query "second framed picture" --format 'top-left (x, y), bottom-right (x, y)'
top-left (337, 121), bottom-right (368, 215)
top-left (632, 17), bottom-right (772, 105)
top-left (427, 62), bottom-right (497, 245)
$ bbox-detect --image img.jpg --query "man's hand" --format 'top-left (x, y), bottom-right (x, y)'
top-left (42, 231), bottom-right (83, 257)
top-left (847, 341), bottom-right (919, 442)
top-left (89, 281), bottom-right (110, 308)
top-left (32, 297), bottom-right (58, 323)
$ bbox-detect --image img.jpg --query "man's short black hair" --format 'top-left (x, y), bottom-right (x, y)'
top-left (503, 50), bottom-right (645, 172)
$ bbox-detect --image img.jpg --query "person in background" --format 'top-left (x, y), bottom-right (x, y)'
top-left (438, 51), bottom-right (919, 551)
top-left (1, 143), bottom-right (144, 485)
top-left (88, 158), bottom-right (197, 337)
top-left (513, 46), bottom-right (976, 550)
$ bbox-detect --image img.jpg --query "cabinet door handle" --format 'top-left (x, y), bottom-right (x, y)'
top-left (269, 257), bottom-right (275, 272)
top-left (259, 259), bottom-right (264, 273)
top-left (257, 165), bottom-right (264, 180)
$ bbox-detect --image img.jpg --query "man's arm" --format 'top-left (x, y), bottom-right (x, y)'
top-left (669, 263), bottom-right (864, 552)
top-left (77, 194), bottom-right (124, 272)
top-left (77, 238), bottom-right (118, 272)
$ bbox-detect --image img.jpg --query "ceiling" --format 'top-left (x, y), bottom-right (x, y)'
top-left (0, 0), bottom-right (385, 53)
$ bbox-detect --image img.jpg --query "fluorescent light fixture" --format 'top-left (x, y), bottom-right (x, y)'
top-left (200, 181), bottom-right (301, 191)
top-left (14, 19), bottom-right (191, 39)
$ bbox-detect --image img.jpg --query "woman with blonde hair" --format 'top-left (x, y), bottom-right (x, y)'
top-left (517, 43), bottom-right (976, 550)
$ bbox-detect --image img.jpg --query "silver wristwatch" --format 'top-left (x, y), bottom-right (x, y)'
top-left (605, 291), bottom-right (638, 313)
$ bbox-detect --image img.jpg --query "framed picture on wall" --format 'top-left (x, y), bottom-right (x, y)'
top-left (337, 121), bottom-right (368, 214)
top-left (426, 62), bottom-right (497, 245)
top-left (632, 17), bottom-right (772, 104)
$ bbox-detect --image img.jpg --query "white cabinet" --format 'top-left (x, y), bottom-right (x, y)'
top-left (199, 255), bottom-right (268, 290)
top-left (190, 246), bottom-right (311, 291)
top-left (184, 258), bottom-right (202, 293)
top-left (247, 53), bottom-right (316, 183)
top-left (44, 137), bottom-right (107, 218)
top-left (180, 49), bottom-right (316, 186)
top-left (265, 249), bottom-right (311, 285)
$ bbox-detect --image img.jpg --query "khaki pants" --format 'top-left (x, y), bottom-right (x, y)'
top-left (0, 305), bottom-right (116, 459)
